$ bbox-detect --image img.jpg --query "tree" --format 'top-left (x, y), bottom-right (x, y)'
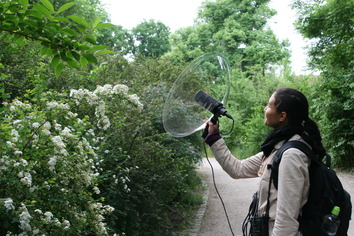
top-left (96, 25), bottom-right (133, 55)
top-left (131, 19), bottom-right (171, 58)
top-left (0, 0), bottom-right (114, 76)
top-left (31, 0), bottom-right (110, 23)
top-left (164, 0), bottom-right (290, 77)
top-left (293, 0), bottom-right (354, 167)
top-left (0, 0), bottom-right (117, 105)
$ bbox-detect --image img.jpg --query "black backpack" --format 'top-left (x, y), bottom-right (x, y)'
top-left (271, 140), bottom-right (352, 236)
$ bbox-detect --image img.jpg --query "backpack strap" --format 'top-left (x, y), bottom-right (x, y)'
top-left (264, 140), bottom-right (316, 223)
top-left (264, 140), bottom-right (320, 229)
top-left (271, 140), bottom-right (320, 190)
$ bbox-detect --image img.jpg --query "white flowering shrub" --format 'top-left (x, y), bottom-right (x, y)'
top-left (0, 84), bottom-right (142, 235)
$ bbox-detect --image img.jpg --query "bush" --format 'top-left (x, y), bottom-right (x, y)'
top-left (0, 84), bottom-right (142, 235)
top-left (90, 56), bottom-right (204, 235)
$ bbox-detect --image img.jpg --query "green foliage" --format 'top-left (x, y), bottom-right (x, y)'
top-left (96, 25), bottom-right (134, 54)
top-left (295, 0), bottom-right (353, 71)
top-left (47, 0), bottom-right (109, 24)
top-left (293, 0), bottom-right (354, 167)
top-left (0, 84), bottom-right (143, 234)
top-left (132, 20), bottom-right (171, 58)
top-left (164, 0), bottom-right (291, 77)
top-left (0, 0), bottom-right (114, 76)
top-left (310, 71), bottom-right (354, 167)
top-left (1, 1), bottom-right (205, 235)
top-left (85, 56), bottom-right (204, 235)
top-left (223, 69), bottom-right (278, 157)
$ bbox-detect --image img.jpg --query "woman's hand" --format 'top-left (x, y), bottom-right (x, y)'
top-left (207, 121), bottom-right (219, 133)
top-left (204, 121), bottom-right (221, 146)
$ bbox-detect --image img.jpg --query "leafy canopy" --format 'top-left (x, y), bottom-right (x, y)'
top-left (131, 20), bottom-right (171, 58)
top-left (164, 0), bottom-right (291, 76)
top-left (0, 0), bottom-right (115, 76)
top-left (293, 0), bottom-right (354, 166)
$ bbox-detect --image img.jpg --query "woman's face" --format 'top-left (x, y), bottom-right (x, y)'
top-left (264, 93), bottom-right (287, 128)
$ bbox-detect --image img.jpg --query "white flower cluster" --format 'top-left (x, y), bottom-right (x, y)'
top-left (3, 198), bottom-right (15, 210)
top-left (70, 84), bottom-right (143, 130)
top-left (48, 156), bottom-right (58, 172)
top-left (46, 101), bottom-right (70, 110)
top-left (93, 186), bottom-right (101, 194)
top-left (51, 135), bottom-right (68, 157)
top-left (89, 202), bottom-right (115, 235)
top-left (18, 171), bottom-right (32, 187)
top-left (41, 121), bottom-right (51, 136)
top-left (2, 91), bottom-right (119, 235)
top-left (33, 209), bottom-right (71, 230)
top-left (19, 204), bottom-right (32, 232)
top-left (9, 99), bottom-right (32, 112)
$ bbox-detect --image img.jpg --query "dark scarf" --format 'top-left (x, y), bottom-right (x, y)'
top-left (260, 125), bottom-right (304, 157)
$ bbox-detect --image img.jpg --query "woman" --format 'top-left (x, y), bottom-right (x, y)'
top-left (204, 88), bottom-right (326, 236)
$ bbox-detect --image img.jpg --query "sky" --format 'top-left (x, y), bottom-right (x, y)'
top-left (100, 0), bottom-right (310, 75)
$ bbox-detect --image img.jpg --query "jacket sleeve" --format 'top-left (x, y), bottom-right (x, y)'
top-left (210, 138), bottom-right (263, 179)
top-left (272, 148), bottom-right (310, 236)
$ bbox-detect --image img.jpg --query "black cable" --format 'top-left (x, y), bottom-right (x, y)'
top-left (203, 142), bottom-right (235, 236)
top-left (220, 117), bottom-right (235, 136)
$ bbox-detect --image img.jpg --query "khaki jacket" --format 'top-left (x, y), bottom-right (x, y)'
top-left (210, 134), bottom-right (310, 236)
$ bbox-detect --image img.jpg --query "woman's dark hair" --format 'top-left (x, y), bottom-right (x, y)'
top-left (274, 88), bottom-right (326, 158)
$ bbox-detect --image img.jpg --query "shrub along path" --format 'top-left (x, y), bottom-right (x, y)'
top-left (195, 157), bottom-right (354, 236)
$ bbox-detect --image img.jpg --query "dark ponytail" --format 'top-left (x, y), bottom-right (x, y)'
top-left (274, 88), bottom-right (326, 159)
top-left (303, 118), bottom-right (327, 158)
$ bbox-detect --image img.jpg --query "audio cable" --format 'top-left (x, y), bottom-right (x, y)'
top-left (202, 121), bottom-right (235, 236)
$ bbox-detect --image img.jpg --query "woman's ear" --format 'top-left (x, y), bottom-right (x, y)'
top-left (279, 111), bottom-right (287, 122)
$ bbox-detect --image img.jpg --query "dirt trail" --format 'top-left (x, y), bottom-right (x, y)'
top-left (196, 157), bottom-right (354, 236)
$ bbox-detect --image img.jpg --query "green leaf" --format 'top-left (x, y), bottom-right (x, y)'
top-left (65, 51), bottom-right (80, 62)
top-left (57, 2), bottom-right (76, 14)
top-left (41, 46), bottom-right (50, 56)
top-left (88, 45), bottom-right (106, 52)
top-left (83, 53), bottom-right (98, 63)
top-left (95, 50), bottom-right (115, 56)
top-left (66, 59), bottom-right (80, 69)
top-left (52, 16), bottom-right (70, 24)
top-left (55, 63), bottom-right (64, 77)
top-left (78, 45), bottom-right (90, 50)
top-left (45, 26), bottom-right (59, 35)
top-left (8, 4), bottom-right (20, 13)
top-left (40, 0), bottom-right (54, 13)
top-left (51, 55), bottom-right (60, 67)
top-left (92, 18), bottom-right (100, 29)
top-left (94, 22), bottom-right (115, 29)
top-left (80, 56), bottom-right (88, 68)
top-left (33, 3), bottom-right (52, 18)
top-left (45, 47), bottom-right (54, 56)
top-left (74, 43), bottom-right (90, 50)
top-left (60, 51), bottom-right (69, 61)
top-left (22, 19), bottom-right (38, 28)
top-left (68, 15), bottom-right (89, 28)
top-left (66, 51), bottom-right (74, 59)
top-left (14, 35), bottom-right (25, 46)
top-left (5, 15), bottom-right (20, 26)
top-left (60, 28), bottom-right (78, 37)
top-left (19, 0), bottom-right (29, 10)
top-left (71, 51), bottom-right (80, 61)
top-left (75, 24), bottom-right (86, 33)
top-left (83, 35), bottom-right (96, 44)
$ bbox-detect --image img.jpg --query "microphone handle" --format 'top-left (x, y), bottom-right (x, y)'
top-left (202, 124), bottom-right (209, 139)
top-left (211, 115), bottom-right (219, 124)
top-left (201, 115), bottom-right (219, 139)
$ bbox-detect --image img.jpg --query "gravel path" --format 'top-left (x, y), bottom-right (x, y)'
top-left (194, 157), bottom-right (354, 236)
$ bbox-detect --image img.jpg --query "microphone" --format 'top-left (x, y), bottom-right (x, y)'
top-left (194, 90), bottom-right (233, 120)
